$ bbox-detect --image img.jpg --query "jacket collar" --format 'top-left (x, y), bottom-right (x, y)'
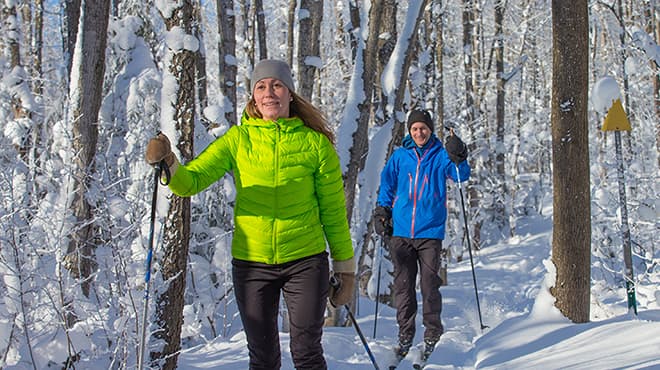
top-left (241, 112), bottom-right (304, 131)
top-left (402, 134), bottom-right (440, 154)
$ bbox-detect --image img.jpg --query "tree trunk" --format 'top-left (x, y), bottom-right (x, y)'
top-left (241, 0), bottom-right (255, 73)
top-left (33, 0), bottom-right (44, 98)
top-left (193, 2), bottom-right (208, 115)
top-left (65, 0), bottom-right (111, 299)
top-left (431, 0), bottom-right (447, 282)
top-left (64, 0), bottom-right (82, 75)
top-left (255, 0), bottom-right (267, 60)
top-left (297, 0), bottom-right (323, 100)
top-left (2, 2), bottom-right (19, 71)
top-left (387, 0), bottom-right (430, 150)
top-left (494, 0), bottom-right (508, 233)
top-left (375, 0), bottom-right (397, 121)
top-left (431, 0), bottom-right (444, 133)
top-left (462, 0), bottom-right (482, 249)
top-left (151, 1), bottom-right (196, 368)
top-left (644, 0), bottom-right (660, 167)
top-left (348, 0), bottom-right (360, 61)
top-left (550, 0), bottom-right (591, 323)
top-left (217, 0), bottom-right (237, 126)
top-left (286, 0), bottom-right (296, 66)
top-left (330, 0), bottom-right (387, 327)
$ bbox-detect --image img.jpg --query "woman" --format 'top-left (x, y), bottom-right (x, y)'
top-left (374, 109), bottom-right (470, 366)
top-left (146, 59), bottom-right (355, 370)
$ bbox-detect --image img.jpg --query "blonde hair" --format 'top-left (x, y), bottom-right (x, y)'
top-left (246, 92), bottom-right (335, 145)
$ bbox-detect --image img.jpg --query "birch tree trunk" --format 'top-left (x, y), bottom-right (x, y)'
top-left (550, 0), bottom-right (591, 323)
top-left (65, 0), bottom-right (110, 299)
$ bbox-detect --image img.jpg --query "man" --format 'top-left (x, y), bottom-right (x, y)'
top-left (375, 109), bottom-right (470, 366)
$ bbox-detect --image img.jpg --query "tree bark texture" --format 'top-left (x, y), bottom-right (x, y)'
top-left (297, 0), bottom-right (323, 100)
top-left (64, 0), bottom-right (81, 76)
top-left (286, 0), bottom-right (296, 66)
top-left (65, 0), bottom-right (110, 299)
top-left (151, 1), bottom-right (196, 368)
top-left (342, 0), bottom-right (384, 227)
top-left (550, 0), bottom-right (591, 323)
top-left (494, 0), bottom-right (508, 232)
top-left (255, 0), bottom-right (267, 60)
top-left (375, 0), bottom-right (397, 120)
top-left (217, 0), bottom-right (237, 126)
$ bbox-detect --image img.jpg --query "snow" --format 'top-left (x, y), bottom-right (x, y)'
top-left (382, 0), bottom-right (425, 100)
top-left (630, 26), bottom-right (660, 67)
top-left (591, 76), bottom-right (621, 114)
top-left (165, 26), bottom-right (200, 52)
top-left (155, 0), bottom-right (184, 20)
top-left (176, 211), bottom-right (660, 369)
top-left (1, 2), bottom-right (657, 369)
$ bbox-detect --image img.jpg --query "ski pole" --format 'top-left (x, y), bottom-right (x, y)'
top-left (372, 237), bottom-right (382, 338)
top-left (329, 276), bottom-right (380, 370)
top-left (138, 159), bottom-right (170, 370)
top-left (455, 163), bottom-right (488, 331)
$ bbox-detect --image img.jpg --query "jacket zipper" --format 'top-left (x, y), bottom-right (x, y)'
top-left (273, 122), bottom-right (281, 263)
top-left (410, 146), bottom-right (431, 238)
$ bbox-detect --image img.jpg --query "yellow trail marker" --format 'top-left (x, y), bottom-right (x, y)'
top-left (602, 98), bottom-right (631, 131)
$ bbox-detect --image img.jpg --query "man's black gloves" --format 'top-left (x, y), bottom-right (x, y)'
top-left (445, 134), bottom-right (468, 164)
top-left (374, 206), bottom-right (393, 237)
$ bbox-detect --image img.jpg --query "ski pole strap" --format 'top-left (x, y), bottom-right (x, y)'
top-left (158, 159), bottom-right (171, 185)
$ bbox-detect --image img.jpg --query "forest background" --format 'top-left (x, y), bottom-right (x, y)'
top-left (0, 0), bottom-right (657, 369)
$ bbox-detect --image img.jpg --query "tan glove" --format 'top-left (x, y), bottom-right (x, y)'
top-left (145, 133), bottom-right (177, 169)
top-left (329, 272), bottom-right (355, 307)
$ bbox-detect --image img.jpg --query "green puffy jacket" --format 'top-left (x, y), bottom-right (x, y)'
top-left (167, 114), bottom-right (354, 265)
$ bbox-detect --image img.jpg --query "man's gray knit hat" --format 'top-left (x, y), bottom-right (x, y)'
top-left (250, 59), bottom-right (295, 93)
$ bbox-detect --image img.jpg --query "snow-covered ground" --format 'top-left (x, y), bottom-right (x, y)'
top-left (178, 211), bottom-right (660, 369)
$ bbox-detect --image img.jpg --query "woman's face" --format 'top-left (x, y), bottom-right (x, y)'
top-left (410, 121), bottom-right (432, 147)
top-left (252, 78), bottom-right (292, 121)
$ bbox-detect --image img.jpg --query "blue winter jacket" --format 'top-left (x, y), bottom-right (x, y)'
top-left (377, 134), bottom-right (470, 240)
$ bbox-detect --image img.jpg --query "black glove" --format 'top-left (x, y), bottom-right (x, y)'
top-left (445, 134), bottom-right (468, 164)
top-left (373, 206), bottom-right (393, 237)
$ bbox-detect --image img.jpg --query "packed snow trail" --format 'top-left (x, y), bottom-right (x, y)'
top-left (178, 212), bottom-right (660, 369)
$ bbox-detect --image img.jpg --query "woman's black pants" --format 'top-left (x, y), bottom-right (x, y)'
top-left (232, 252), bottom-right (329, 370)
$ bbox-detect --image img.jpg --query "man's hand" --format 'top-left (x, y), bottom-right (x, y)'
top-left (374, 206), bottom-right (393, 237)
top-left (445, 134), bottom-right (468, 164)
